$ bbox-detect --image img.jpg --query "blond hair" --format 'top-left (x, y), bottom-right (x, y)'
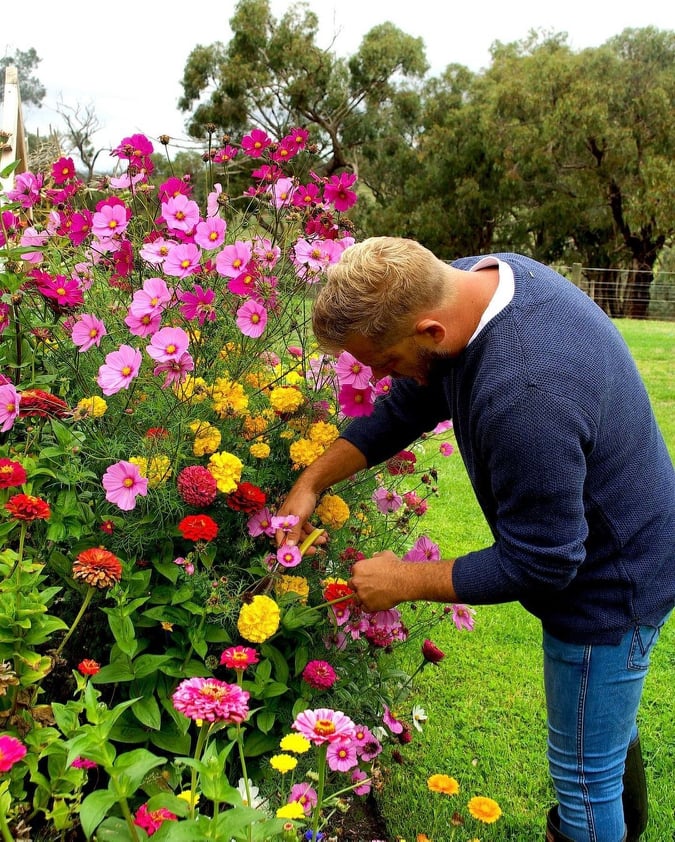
top-left (312, 237), bottom-right (448, 353)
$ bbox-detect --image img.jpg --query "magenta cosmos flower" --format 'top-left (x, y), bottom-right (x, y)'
top-left (338, 383), bottom-right (375, 417)
top-left (292, 708), bottom-right (356, 746)
top-left (327, 740), bottom-right (358, 772)
top-left (0, 383), bottom-right (20, 432)
top-left (323, 171), bottom-right (358, 212)
top-left (335, 351), bottom-right (373, 389)
top-left (0, 734), bottom-right (27, 771)
top-left (102, 460), bottom-right (149, 511)
top-left (172, 677), bottom-right (250, 724)
top-left (178, 284), bottom-right (216, 325)
top-left (96, 345), bottom-right (142, 395)
top-left (71, 313), bottom-right (107, 352)
top-left (236, 299), bottom-right (267, 338)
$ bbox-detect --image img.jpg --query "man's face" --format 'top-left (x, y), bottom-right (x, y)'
top-left (345, 334), bottom-right (449, 386)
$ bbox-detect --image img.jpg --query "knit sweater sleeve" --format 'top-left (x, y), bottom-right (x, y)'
top-left (451, 384), bottom-right (595, 604)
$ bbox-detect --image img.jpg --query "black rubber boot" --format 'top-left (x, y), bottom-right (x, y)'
top-left (623, 735), bottom-right (648, 841)
top-left (546, 806), bottom-right (576, 842)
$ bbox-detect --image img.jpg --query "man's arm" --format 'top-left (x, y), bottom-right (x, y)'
top-left (275, 437), bottom-right (368, 548)
top-left (349, 552), bottom-right (459, 611)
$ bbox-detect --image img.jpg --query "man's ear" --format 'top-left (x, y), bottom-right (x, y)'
top-left (415, 318), bottom-right (446, 345)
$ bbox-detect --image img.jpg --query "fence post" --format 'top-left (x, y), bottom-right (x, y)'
top-left (1, 65), bottom-right (29, 193)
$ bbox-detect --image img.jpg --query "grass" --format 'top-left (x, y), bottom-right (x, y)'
top-left (376, 319), bottom-right (675, 841)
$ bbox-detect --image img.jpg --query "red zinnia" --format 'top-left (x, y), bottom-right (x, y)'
top-left (18, 389), bottom-right (70, 419)
top-left (77, 659), bottom-right (101, 676)
top-left (178, 514), bottom-right (219, 542)
top-left (176, 465), bottom-right (218, 507)
top-left (385, 450), bottom-right (417, 475)
top-left (72, 547), bottom-right (123, 588)
top-left (0, 458), bottom-right (27, 489)
top-left (4, 493), bottom-right (51, 521)
top-left (421, 638), bottom-right (446, 664)
top-left (226, 481), bottom-right (266, 514)
top-left (322, 582), bottom-right (356, 609)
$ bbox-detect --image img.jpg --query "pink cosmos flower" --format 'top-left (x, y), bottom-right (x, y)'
top-left (102, 460), bottom-right (149, 511)
top-left (374, 376), bottom-right (392, 397)
top-left (241, 128), bottom-right (272, 157)
top-left (382, 704), bottom-right (404, 735)
top-left (236, 299), bottom-right (267, 338)
top-left (194, 216), bottom-right (226, 250)
top-left (138, 277), bottom-right (173, 309)
top-left (247, 507), bottom-right (275, 538)
top-left (276, 543), bottom-right (302, 568)
top-left (91, 202), bottom-right (129, 239)
top-left (372, 486), bottom-right (403, 514)
top-left (161, 194), bottom-right (200, 233)
top-left (146, 327), bottom-right (190, 363)
top-left (0, 735), bottom-right (27, 771)
top-left (19, 227), bottom-right (49, 263)
top-left (352, 724), bottom-right (381, 760)
top-left (403, 535), bottom-right (441, 562)
top-left (323, 172), bottom-right (358, 212)
top-left (440, 441), bottom-right (454, 456)
top-left (351, 768), bottom-right (371, 796)
top-left (71, 314), bottom-right (107, 352)
top-left (293, 237), bottom-right (337, 272)
top-left (152, 352), bottom-right (194, 387)
top-left (0, 383), bottom-right (21, 432)
top-left (302, 660), bottom-right (337, 690)
top-left (338, 383), bottom-right (375, 417)
top-left (96, 345), bottom-right (142, 395)
top-left (288, 782), bottom-right (318, 816)
top-left (172, 677), bottom-right (250, 724)
top-left (163, 242), bottom-right (201, 278)
top-left (124, 309), bottom-right (162, 337)
top-left (403, 490), bottom-right (428, 516)
top-left (6, 171), bottom-right (43, 208)
top-left (270, 177), bottom-right (295, 208)
top-left (270, 514), bottom-right (299, 533)
top-left (139, 237), bottom-right (174, 265)
top-left (215, 240), bottom-right (252, 277)
top-left (179, 285), bottom-right (216, 324)
top-left (335, 351), bottom-right (372, 388)
top-left (292, 708), bottom-right (356, 746)
top-left (252, 236), bottom-right (280, 268)
top-left (220, 646), bottom-right (259, 671)
top-left (450, 603), bottom-right (476, 631)
top-left (327, 740), bottom-right (358, 772)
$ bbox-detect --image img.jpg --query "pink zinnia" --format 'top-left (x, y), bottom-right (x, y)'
top-left (71, 313), bottom-right (107, 352)
top-left (302, 660), bottom-right (337, 691)
top-left (133, 803), bottom-right (177, 836)
top-left (146, 327), bottom-right (189, 363)
top-left (0, 735), bottom-right (27, 772)
top-left (338, 383), bottom-right (375, 417)
top-left (220, 646), bottom-right (259, 671)
top-left (0, 383), bottom-right (20, 432)
top-left (327, 740), bottom-right (357, 772)
top-left (236, 299), bottom-right (267, 338)
top-left (178, 284), bottom-right (216, 325)
top-left (176, 465), bottom-right (217, 507)
top-left (102, 460), bottom-right (149, 511)
top-left (97, 345), bottom-right (142, 395)
top-left (335, 351), bottom-right (372, 389)
top-left (172, 677), bottom-right (250, 724)
top-left (288, 782), bottom-right (318, 816)
top-left (292, 708), bottom-right (356, 745)
top-left (323, 172), bottom-right (358, 212)
top-left (276, 543), bottom-right (302, 568)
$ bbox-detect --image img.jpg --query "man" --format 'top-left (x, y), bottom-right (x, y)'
top-left (276, 237), bottom-right (674, 842)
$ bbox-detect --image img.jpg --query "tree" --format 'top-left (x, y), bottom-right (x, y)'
top-left (178, 0), bottom-right (428, 174)
top-left (0, 48), bottom-right (46, 107)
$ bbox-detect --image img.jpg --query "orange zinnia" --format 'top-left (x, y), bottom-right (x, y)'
top-left (427, 773), bottom-right (460, 796)
top-left (72, 547), bottom-right (123, 588)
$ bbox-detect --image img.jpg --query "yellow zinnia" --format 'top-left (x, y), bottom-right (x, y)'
top-left (208, 451), bottom-right (243, 494)
top-left (427, 774), bottom-right (460, 796)
top-left (467, 796), bottom-right (502, 824)
top-left (276, 802), bottom-right (305, 820)
top-left (237, 595), bottom-right (280, 643)
top-left (315, 494), bottom-right (350, 529)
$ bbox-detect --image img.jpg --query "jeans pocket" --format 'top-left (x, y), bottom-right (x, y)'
top-left (627, 624), bottom-right (662, 671)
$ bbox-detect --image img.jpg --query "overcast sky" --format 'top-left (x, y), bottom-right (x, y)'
top-left (3, 0), bottom-right (673, 169)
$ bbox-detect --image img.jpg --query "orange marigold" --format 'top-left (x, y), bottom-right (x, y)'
top-left (72, 547), bottom-right (123, 588)
top-left (427, 774), bottom-right (460, 796)
top-left (467, 795), bottom-right (502, 824)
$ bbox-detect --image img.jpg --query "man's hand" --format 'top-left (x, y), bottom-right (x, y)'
top-left (274, 486), bottom-right (326, 553)
top-left (348, 551), bottom-right (410, 612)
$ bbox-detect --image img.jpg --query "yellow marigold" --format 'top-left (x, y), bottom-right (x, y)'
top-left (212, 377), bottom-right (249, 417)
top-left (309, 421), bottom-right (340, 447)
top-left (129, 455), bottom-right (171, 488)
top-left (237, 594), bottom-right (280, 643)
top-left (208, 451), bottom-right (243, 494)
top-left (276, 802), bottom-right (305, 820)
top-left (315, 494), bottom-right (350, 529)
top-left (219, 341), bottom-right (237, 359)
top-left (467, 796), bottom-right (502, 824)
top-left (177, 790), bottom-right (200, 807)
top-left (285, 370), bottom-right (304, 386)
top-left (279, 733), bottom-right (311, 754)
top-left (275, 575), bottom-right (310, 604)
top-left (190, 420), bottom-right (222, 456)
top-left (244, 371), bottom-right (268, 389)
top-left (280, 430), bottom-right (294, 440)
top-left (321, 576), bottom-right (348, 587)
top-left (174, 375), bottom-right (209, 403)
top-left (76, 396), bottom-right (107, 418)
top-left (269, 386), bottom-right (304, 414)
top-left (427, 774), bottom-right (460, 796)
top-left (243, 415), bottom-right (269, 440)
top-left (289, 438), bottom-right (325, 470)
top-left (270, 753), bottom-right (298, 774)
top-left (249, 441), bottom-right (271, 459)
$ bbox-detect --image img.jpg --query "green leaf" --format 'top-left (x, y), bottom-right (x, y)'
top-left (105, 613), bottom-right (138, 657)
top-left (261, 681), bottom-right (289, 699)
top-left (132, 694), bottom-right (162, 730)
top-left (92, 661), bottom-right (135, 684)
top-left (79, 788), bottom-right (118, 838)
top-left (132, 653), bottom-right (172, 679)
top-left (113, 748), bottom-right (166, 798)
top-left (255, 709), bottom-right (276, 734)
top-left (260, 642), bottom-right (290, 684)
top-left (242, 730), bottom-right (278, 757)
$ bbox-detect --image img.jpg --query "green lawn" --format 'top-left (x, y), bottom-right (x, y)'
top-left (376, 319), bottom-right (675, 841)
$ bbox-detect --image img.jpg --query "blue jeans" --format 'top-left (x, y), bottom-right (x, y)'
top-left (543, 614), bottom-right (670, 842)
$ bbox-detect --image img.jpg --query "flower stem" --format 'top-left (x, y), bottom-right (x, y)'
top-left (54, 586), bottom-right (95, 658)
top-left (235, 724), bottom-right (252, 842)
top-left (190, 721), bottom-right (210, 820)
top-left (310, 742), bottom-right (328, 842)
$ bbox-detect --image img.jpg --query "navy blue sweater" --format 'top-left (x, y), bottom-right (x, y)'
top-left (342, 254), bottom-right (675, 644)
